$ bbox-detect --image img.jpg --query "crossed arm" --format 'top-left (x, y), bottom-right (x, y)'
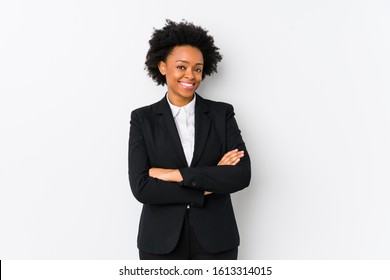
top-left (129, 105), bottom-right (251, 206)
top-left (149, 149), bottom-right (245, 195)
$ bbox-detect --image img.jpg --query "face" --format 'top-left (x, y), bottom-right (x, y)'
top-left (158, 45), bottom-right (204, 107)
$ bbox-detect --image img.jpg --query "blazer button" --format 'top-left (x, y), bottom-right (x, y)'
top-left (191, 181), bottom-right (196, 186)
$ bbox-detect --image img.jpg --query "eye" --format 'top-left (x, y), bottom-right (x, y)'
top-left (195, 68), bottom-right (203, 73)
top-left (176, 65), bottom-right (186, 70)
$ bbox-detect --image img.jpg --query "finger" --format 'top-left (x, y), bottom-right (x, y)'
top-left (224, 149), bottom-right (239, 157)
top-left (228, 152), bottom-right (244, 162)
top-left (228, 156), bottom-right (240, 165)
top-left (225, 152), bottom-right (244, 162)
top-left (225, 150), bottom-right (243, 159)
top-left (218, 154), bottom-right (231, 165)
top-left (218, 150), bottom-right (244, 165)
top-left (220, 150), bottom-right (237, 160)
top-left (218, 155), bottom-right (243, 166)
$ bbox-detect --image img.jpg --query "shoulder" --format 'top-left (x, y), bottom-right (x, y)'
top-left (197, 95), bottom-right (234, 113)
top-left (130, 97), bottom-right (165, 117)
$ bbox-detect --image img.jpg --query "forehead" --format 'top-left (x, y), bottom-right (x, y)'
top-left (167, 45), bottom-right (204, 63)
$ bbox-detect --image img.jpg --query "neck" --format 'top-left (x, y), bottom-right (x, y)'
top-left (167, 92), bottom-right (195, 107)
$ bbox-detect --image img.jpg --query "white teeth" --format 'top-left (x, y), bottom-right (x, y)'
top-left (180, 82), bottom-right (193, 87)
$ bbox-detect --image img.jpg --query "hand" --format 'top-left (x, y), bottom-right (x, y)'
top-left (149, 168), bottom-right (183, 182)
top-left (204, 149), bottom-right (244, 196)
top-left (217, 149), bottom-right (244, 166)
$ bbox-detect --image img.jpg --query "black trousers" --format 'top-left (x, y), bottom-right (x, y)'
top-left (139, 209), bottom-right (238, 260)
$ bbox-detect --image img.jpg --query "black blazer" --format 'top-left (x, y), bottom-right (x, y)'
top-left (128, 93), bottom-right (251, 254)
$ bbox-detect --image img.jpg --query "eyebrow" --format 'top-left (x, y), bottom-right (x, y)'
top-left (176, 60), bottom-right (204, 66)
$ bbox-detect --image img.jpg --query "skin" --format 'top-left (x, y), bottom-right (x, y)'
top-left (158, 45), bottom-right (204, 107)
top-left (150, 45), bottom-right (244, 194)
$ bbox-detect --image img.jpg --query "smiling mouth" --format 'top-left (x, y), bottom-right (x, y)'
top-left (179, 81), bottom-right (195, 89)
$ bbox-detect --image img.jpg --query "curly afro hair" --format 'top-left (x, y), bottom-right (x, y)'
top-left (145, 19), bottom-right (223, 86)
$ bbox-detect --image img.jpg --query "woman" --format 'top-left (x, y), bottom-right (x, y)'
top-left (128, 19), bottom-right (251, 260)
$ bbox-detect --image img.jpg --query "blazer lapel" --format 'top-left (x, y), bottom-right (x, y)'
top-left (154, 96), bottom-right (188, 167)
top-left (191, 94), bottom-right (211, 167)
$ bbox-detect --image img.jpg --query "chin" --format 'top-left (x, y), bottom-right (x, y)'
top-left (178, 90), bottom-right (196, 97)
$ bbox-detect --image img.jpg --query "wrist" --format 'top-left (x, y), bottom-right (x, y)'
top-left (171, 169), bottom-right (183, 182)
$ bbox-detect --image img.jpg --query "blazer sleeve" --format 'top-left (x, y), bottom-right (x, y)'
top-left (128, 110), bottom-right (204, 207)
top-left (179, 105), bottom-right (251, 194)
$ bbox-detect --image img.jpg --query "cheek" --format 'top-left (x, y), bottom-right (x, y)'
top-left (167, 70), bottom-right (182, 81)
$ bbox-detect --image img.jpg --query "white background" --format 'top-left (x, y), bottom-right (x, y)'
top-left (1, 0), bottom-right (389, 259)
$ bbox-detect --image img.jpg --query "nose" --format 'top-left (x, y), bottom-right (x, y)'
top-left (185, 68), bottom-right (195, 80)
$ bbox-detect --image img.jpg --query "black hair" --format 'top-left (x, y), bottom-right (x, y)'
top-left (145, 19), bottom-right (223, 86)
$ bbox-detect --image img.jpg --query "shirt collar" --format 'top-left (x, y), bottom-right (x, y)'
top-left (166, 93), bottom-right (196, 118)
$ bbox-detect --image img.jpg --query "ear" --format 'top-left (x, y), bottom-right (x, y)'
top-left (158, 61), bottom-right (166, 75)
